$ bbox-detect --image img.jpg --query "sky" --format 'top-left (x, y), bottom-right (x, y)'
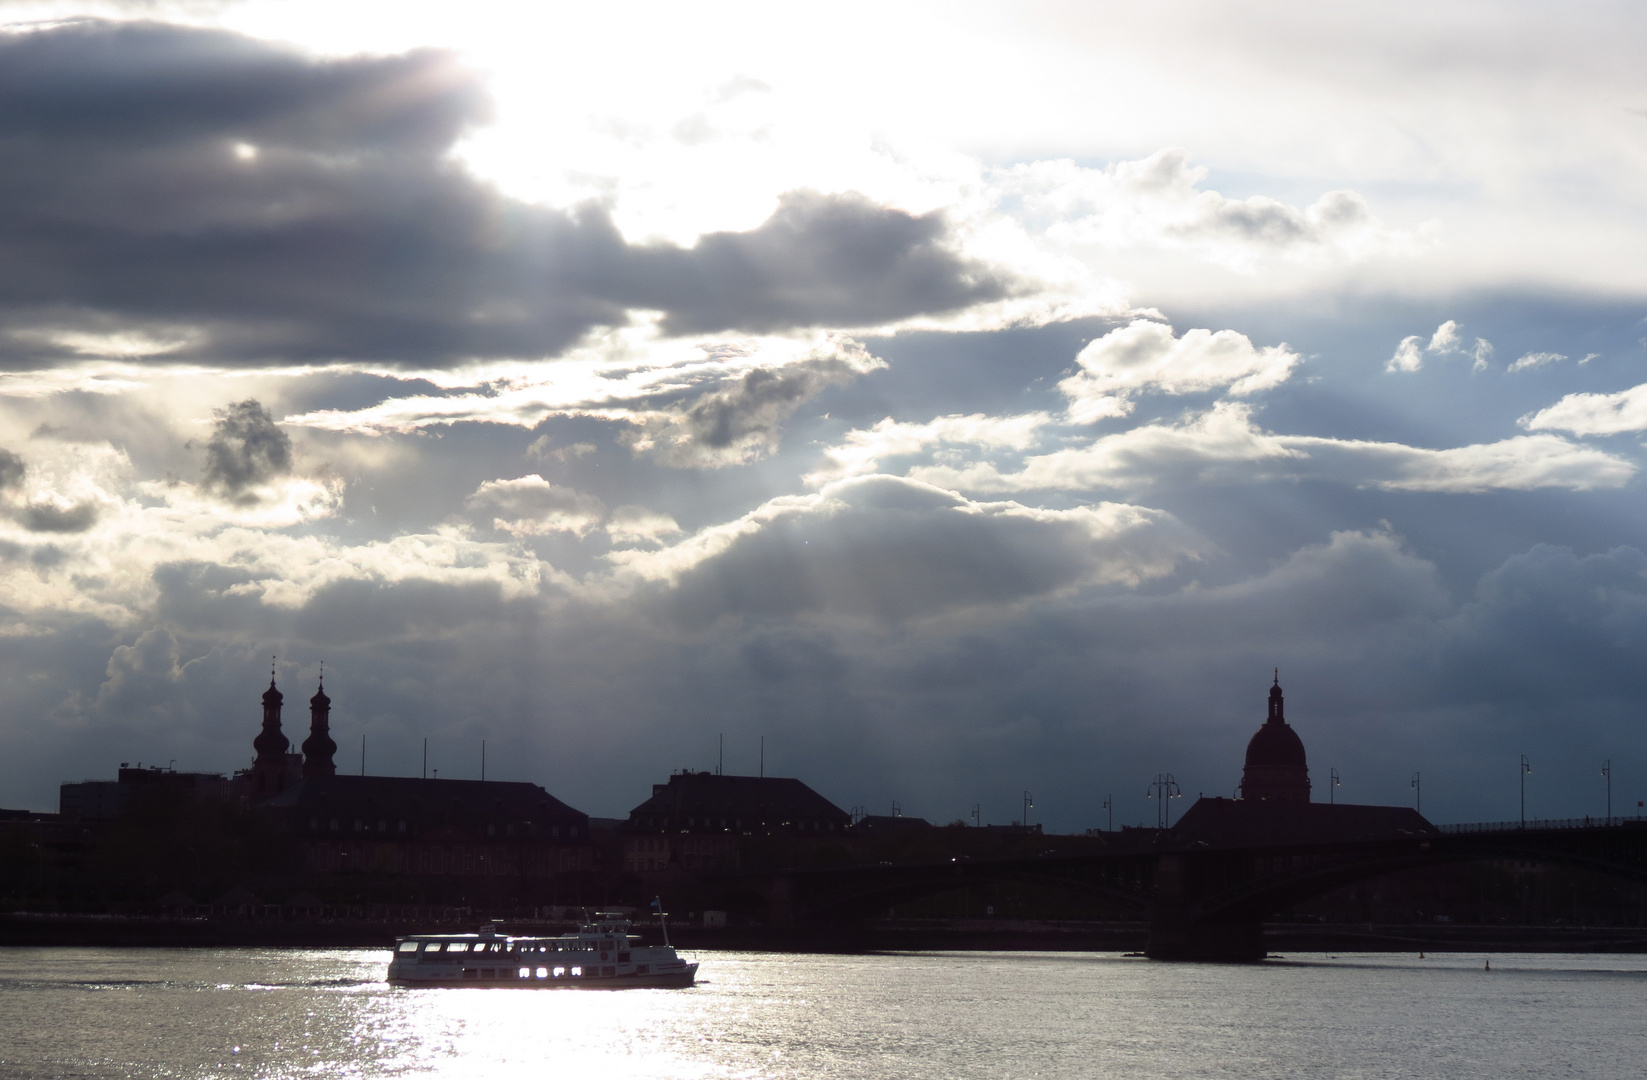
top-left (3, 1), bottom-right (1647, 830)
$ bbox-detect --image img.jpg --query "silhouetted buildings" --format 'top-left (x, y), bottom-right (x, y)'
top-left (258, 775), bottom-right (590, 880)
top-left (60, 765), bottom-right (230, 821)
top-left (620, 771), bottom-right (850, 873)
top-left (1172, 673), bottom-right (1435, 845)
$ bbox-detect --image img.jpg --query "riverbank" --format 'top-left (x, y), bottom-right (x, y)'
top-left (5, 912), bottom-right (1647, 953)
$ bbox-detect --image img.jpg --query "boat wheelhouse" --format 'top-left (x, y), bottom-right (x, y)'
top-left (387, 913), bottom-right (697, 989)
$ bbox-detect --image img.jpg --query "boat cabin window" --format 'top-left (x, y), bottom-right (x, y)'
top-left (447, 943), bottom-right (468, 953)
top-left (397, 942), bottom-right (419, 953)
top-left (424, 943), bottom-right (443, 953)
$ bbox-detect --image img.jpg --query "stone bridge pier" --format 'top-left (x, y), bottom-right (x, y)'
top-left (1143, 853), bottom-right (1265, 961)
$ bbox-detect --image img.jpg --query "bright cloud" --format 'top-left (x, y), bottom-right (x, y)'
top-left (990, 150), bottom-right (1418, 274)
top-left (907, 403), bottom-right (1634, 495)
top-left (1521, 383), bottom-right (1647, 435)
top-left (1508, 351), bottom-right (1568, 373)
top-left (1386, 320), bottom-right (1485, 373)
top-left (464, 475), bottom-right (606, 537)
top-left (1059, 320), bottom-right (1300, 423)
top-left (806, 412), bottom-right (1051, 486)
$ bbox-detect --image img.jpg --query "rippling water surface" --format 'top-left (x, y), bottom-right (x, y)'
top-left (3, 946), bottom-right (1646, 1078)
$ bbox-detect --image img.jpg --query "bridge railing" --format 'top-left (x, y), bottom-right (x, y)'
top-left (1439, 815), bottom-right (1647, 834)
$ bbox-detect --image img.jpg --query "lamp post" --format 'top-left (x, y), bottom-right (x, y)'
top-left (1330, 767), bottom-right (1341, 806)
top-left (1411, 772), bottom-right (1421, 814)
top-left (1147, 773), bottom-right (1181, 829)
top-left (1022, 791), bottom-right (1034, 827)
top-left (1102, 794), bottom-right (1113, 832)
top-left (1520, 755), bottom-right (1532, 828)
top-left (1602, 760), bottom-right (1612, 825)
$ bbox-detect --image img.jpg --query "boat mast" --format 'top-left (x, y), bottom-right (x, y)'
top-left (653, 896), bottom-right (671, 947)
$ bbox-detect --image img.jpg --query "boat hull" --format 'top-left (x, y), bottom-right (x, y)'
top-left (389, 962), bottom-right (697, 990)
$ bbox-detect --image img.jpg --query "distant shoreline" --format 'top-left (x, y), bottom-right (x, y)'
top-left (4, 913), bottom-right (1647, 955)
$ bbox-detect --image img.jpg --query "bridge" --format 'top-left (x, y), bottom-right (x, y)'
top-left (703, 810), bottom-right (1647, 960)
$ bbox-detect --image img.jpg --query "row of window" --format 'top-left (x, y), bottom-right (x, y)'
top-left (400, 940), bottom-right (629, 958)
top-left (304, 817), bottom-right (579, 838)
top-left (310, 845), bottom-right (588, 875)
top-left (457, 965), bottom-right (634, 980)
top-left (635, 815), bottom-right (836, 831)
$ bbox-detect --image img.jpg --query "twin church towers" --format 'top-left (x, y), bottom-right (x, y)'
top-left (247, 666), bottom-right (335, 798)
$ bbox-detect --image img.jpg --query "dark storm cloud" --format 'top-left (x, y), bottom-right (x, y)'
top-left (655, 476), bottom-right (1198, 625)
top-left (0, 21), bottom-right (1010, 368)
top-left (19, 500), bottom-right (100, 533)
top-left (630, 191), bottom-right (1010, 335)
top-left (200, 398), bottom-right (291, 501)
top-left (0, 445), bottom-right (100, 532)
top-left (0, 448), bottom-right (23, 490)
top-left (633, 351), bottom-right (877, 466)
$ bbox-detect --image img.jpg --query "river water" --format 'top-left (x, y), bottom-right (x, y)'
top-left (2, 946), bottom-right (1644, 1079)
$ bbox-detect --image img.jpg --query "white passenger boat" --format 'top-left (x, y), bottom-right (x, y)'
top-left (387, 911), bottom-right (697, 989)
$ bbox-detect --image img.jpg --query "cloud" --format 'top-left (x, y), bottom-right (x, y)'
top-left (1387, 334), bottom-right (1426, 373)
top-left (93, 627), bottom-right (184, 719)
top-left (631, 190), bottom-right (1016, 336)
top-left (0, 22), bottom-right (1016, 370)
top-left (200, 399), bottom-right (291, 503)
top-left (911, 402), bottom-right (1304, 491)
top-left (1386, 320), bottom-right (1481, 373)
top-left (1507, 351), bottom-right (1567, 373)
top-left (286, 329), bottom-right (885, 468)
top-left (1428, 320), bottom-right (1461, 354)
top-left (1471, 337), bottom-right (1494, 372)
top-left (0, 448), bottom-right (24, 490)
top-left (806, 412), bottom-right (1051, 486)
top-left (994, 149), bottom-right (1416, 272)
top-left (1521, 382), bottom-right (1647, 435)
top-left (623, 348), bottom-right (878, 467)
top-left (1059, 319), bottom-right (1300, 422)
top-left (609, 474), bottom-right (1201, 624)
top-left (464, 475), bottom-right (605, 537)
top-left (909, 402), bottom-right (1634, 494)
top-left (1293, 432), bottom-right (1636, 493)
top-left (19, 500), bottom-right (101, 534)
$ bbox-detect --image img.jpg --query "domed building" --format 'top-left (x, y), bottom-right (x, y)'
top-left (1168, 671), bottom-right (1436, 848)
top-left (1239, 673), bottom-right (1310, 803)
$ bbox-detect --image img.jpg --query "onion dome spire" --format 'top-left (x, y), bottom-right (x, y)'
top-left (302, 663), bottom-right (337, 778)
top-left (250, 657), bottom-right (290, 797)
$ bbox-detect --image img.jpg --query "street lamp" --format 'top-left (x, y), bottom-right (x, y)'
top-left (1411, 772), bottom-right (1421, 814)
top-left (1147, 773), bottom-right (1182, 829)
top-left (1602, 760), bottom-right (1612, 825)
top-left (1023, 791), bottom-right (1034, 827)
top-left (1330, 767), bottom-right (1341, 806)
top-left (1520, 755), bottom-right (1532, 828)
top-left (1102, 794), bottom-right (1113, 832)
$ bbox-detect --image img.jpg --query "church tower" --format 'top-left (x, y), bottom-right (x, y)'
top-left (1239, 672), bottom-right (1311, 803)
top-left (249, 669), bottom-right (290, 797)
top-left (302, 675), bottom-right (337, 778)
